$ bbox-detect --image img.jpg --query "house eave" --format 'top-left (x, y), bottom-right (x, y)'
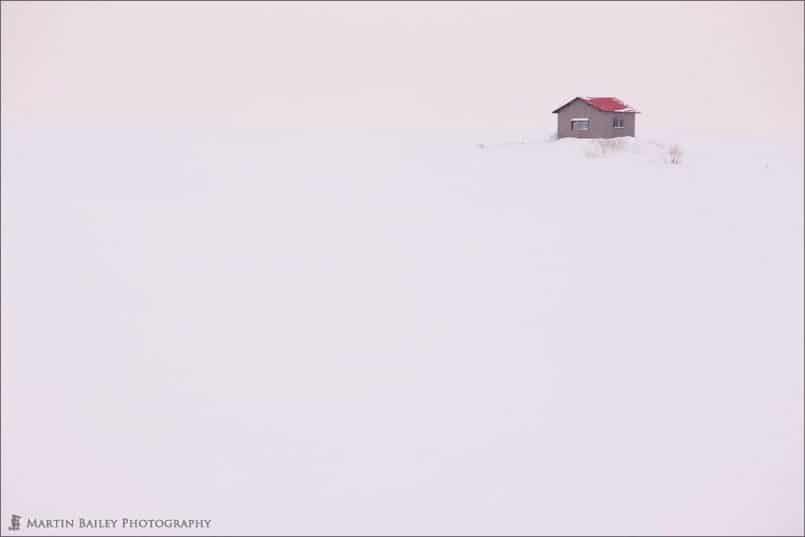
top-left (551, 97), bottom-right (582, 114)
top-left (552, 97), bottom-right (640, 114)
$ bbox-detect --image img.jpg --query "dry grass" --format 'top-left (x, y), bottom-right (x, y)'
top-left (582, 138), bottom-right (683, 165)
top-left (584, 138), bottom-right (627, 158)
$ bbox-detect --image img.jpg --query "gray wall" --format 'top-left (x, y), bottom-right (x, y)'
top-left (555, 99), bottom-right (636, 139)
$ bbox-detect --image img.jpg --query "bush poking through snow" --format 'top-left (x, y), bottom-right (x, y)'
top-left (667, 144), bottom-right (683, 165)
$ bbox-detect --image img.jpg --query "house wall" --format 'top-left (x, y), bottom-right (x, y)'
top-left (555, 99), bottom-right (636, 139)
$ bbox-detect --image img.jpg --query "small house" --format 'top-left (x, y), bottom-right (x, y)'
top-left (552, 97), bottom-right (639, 139)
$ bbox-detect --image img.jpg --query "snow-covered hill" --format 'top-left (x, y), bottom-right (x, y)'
top-left (2, 129), bottom-right (803, 535)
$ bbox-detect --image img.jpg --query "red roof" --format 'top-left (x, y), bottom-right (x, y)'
top-left (552, 96), bottom-right (638, 114)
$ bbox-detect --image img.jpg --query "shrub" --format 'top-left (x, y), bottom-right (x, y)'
top-left (667, 144), bottom-right (683, 165)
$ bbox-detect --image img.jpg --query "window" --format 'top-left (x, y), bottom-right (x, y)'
top-left (570, 119), bottom-right (590, 131)
top-left (613, 117), bottom-right (625, 128)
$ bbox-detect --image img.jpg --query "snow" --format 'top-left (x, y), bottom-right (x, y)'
top-left (1, 127), bottom-right (803, 536)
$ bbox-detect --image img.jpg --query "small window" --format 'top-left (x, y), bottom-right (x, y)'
top-left (613, 117), bottom-right (625, 128)
top-left (570, 119), bottom-right (590, 131)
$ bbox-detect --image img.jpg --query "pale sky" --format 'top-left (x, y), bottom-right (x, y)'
top-left (2, 1), bottom-right (804, 135)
